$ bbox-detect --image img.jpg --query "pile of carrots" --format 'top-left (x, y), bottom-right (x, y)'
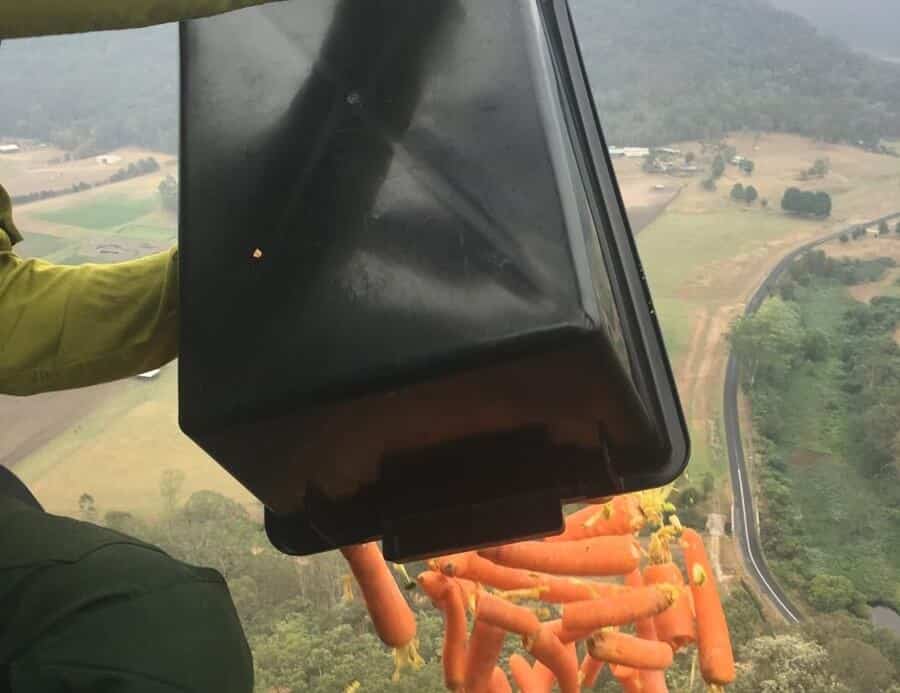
top-left (339, 490), bottom-right (735, 692)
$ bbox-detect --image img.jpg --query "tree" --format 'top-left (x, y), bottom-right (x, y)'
top-left (810, 157), bottom-right (830, 177)
top-left (685, 152), bottom-right (696, 164)
top-left (702, 178), bottom-right (717, 191)
top-left (781, 187), bottom-right (832, 217)
top-left (803, 329), bottom-right (829, 362)
top-left (839, 232), bottom-right (849, 243)
top-left (160, 469), bottom-right (186, 511)
top-left (730, 297), bottom-right (805, 388)
top-left (734, 635), bottom-right (850, 693)
top-left (808, 574), bottom-right (857, 613)
top-left (731, 183), bottom-right (746, 201)
top-left (744, 185), bottom-right (759, 204)
top-left (895, 220), bottom-right (900, 235)
top-left (761, 198), bottom-right (769, 208)
top-left (879, 220), bottom-right (890, 235)
top-left (740, 159), bottom-right (755, 175)
top-left (711, 154), bottom-right (726, 179)
top-left (826, 638), bottom-right (896, 692)
top-left (158, 175), bottom-right (178, 213)
top-left (78, 493), bottom-right (97, 522)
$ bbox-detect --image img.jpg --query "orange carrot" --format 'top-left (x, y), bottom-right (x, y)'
top-left (476, 593), bottom-right (541, 636)
top-left (442, 581), bottom-right (469, 690)
top-left (547, 496), bottom-right (644, 542)
top-left (623, 571), bottom-right (671, 693)
top-left (417, 570), bottom-right (453, 606)
top-left (624, 570), bottom-right (658, 641)
top-left (509, 654), bottom-right (543, 693)
top-left (456, 577), bottom-right (481, 611)
top-left (587, 629), bottom-right (673, 670)
top-left (580, 654), bottom-right (605, 688)
top-left (479, 536), bottom-right (640, 576)
top-left (680, 529), bottom-right (735, 686)
top-left (489, 666), bottom-right (513, 693)
top-left (561, 585), bottom-right (678, 631)
top-left (465, 619), bottom-right (507, 693)
top-left (341, 543), bottom-right (416, 648)
top-left (640, 669), bottom-right (670, 693)
top-left (643, 563), bottom-right (696, 651)
top-left (544, 618), bottom-right (595, 644)
top-left (611, 664), bottom-right (643, 693)
top-left (433, 552), bottom-right (624, 603)
top-left (525, 627), bottom-right (580, 693)
top-left (533, 661), bottom-right (556, 692)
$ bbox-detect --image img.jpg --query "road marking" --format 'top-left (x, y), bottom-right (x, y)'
top-left (736, 468), bottom-right (800, 623)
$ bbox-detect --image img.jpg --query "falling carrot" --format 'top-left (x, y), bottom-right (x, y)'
top-left (610, 664), bottom-right (643, 693)
top-left (456, 577), bottom-right (481, 612)
top-left (341, 543), bottom-right (422, 680)
top-left (476, 593), bottom-right (542, 636)
top-left (680, 529), bottom-right (735, 687)
top-left (547, 496), bottom-right (644, 542)
top-left (580, 653), bottom-right (604, 688)
top-left (434, 552), bottom-right (625, 603)
top-left (525, 627), bottom-right (579, 693)
top-left (509, 654), bottom-right (543, 693)
top-left (544, 618), bottom-right (595, 645)
top-left (417, 573), bottom-right (469, 692)
top-left (533, 660), bottom-right (556, 693)
top-left (489, 666), bottom-right (513, 693)
top-left (643, 562), bottom-right (696, 651)
top-left (640, 669), bottom-right (670, 693)
top-left (417, 570), bottom-right (453, 606)
top-left (562, 584), bottom-right (678, 631)
top-left (465, 619), bottom-right (507, 693)
top-left (623, 571), bottom-right (671, 693)
top-left (587, 629), bottom-right (673, 670)
top-left (479, 535), bottom-right (641, 576)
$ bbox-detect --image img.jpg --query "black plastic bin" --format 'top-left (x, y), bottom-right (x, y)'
top-left (178, 0), bottom-right (688, 561)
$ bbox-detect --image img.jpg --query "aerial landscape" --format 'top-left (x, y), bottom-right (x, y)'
top-left (1, 1), bottom-right (899, 690)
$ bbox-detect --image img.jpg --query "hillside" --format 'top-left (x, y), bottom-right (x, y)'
top-left (0, 25), bottom-right (178, 155)
top-left (571, 0), bottom-right (900, 146)
top-left (3, 3), bottom-right (900, 159)
top-left (767, 0), bottom-right (900, 61)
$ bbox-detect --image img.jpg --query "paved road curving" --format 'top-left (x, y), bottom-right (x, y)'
top-left (723, 211), bottom-right (900, 624)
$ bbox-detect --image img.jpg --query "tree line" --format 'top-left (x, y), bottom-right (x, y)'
top-left (11, 157), bottom-right (160, 206)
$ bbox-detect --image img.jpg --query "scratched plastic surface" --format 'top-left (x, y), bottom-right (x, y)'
top-left (179, 0), bottom-right (687, 558)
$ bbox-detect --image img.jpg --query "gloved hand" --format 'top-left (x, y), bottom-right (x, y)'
top-left (0, 183), bottom-right (23, 245)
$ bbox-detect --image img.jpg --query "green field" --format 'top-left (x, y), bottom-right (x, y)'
top-left (14, 231), bottom-right (69, 258)
top-left (115, 224), bottom-right (176, 241)
top-left (39, 194), bottom-right (158, 230)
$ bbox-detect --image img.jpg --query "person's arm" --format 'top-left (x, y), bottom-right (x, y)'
top-left (1, 1), bottom-right (280, 39)
top-left (0, 229), bottom-right (178, 396)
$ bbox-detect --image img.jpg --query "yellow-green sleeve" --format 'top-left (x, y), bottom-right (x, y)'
top-left (0, 231), bottom-right (178, 396)
top-left (1, 0), bottom-right (279, 39)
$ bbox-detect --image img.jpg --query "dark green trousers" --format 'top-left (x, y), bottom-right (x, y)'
top-left (0, 477), bottom-right (253, 692)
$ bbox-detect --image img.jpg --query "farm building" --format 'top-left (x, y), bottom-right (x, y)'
top-left (865, 227), bottom-right (881, 239)
top-left (0, 144), bottom-right (21, 154)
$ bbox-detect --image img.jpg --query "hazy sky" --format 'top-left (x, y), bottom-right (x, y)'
top-left (769, 0), bottom-right (900, 59)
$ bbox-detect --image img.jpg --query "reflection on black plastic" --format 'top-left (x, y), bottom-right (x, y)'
top-left (178, 0), bottom-right (688, 561)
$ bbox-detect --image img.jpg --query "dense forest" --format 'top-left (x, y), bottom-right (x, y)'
top-left (4, 1), bottom-right (900, 154)
top-left (768, 0), bottom-right (900, 61)
top-left (571, 0), bottom-right (900, 146)
top-left (731, 251), bottom-right (900, 615)
top-left (87, 481), bottom-right (900, 692)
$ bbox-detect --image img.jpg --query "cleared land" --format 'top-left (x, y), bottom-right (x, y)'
top-left (7, 134), bottom-right (900, 527)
